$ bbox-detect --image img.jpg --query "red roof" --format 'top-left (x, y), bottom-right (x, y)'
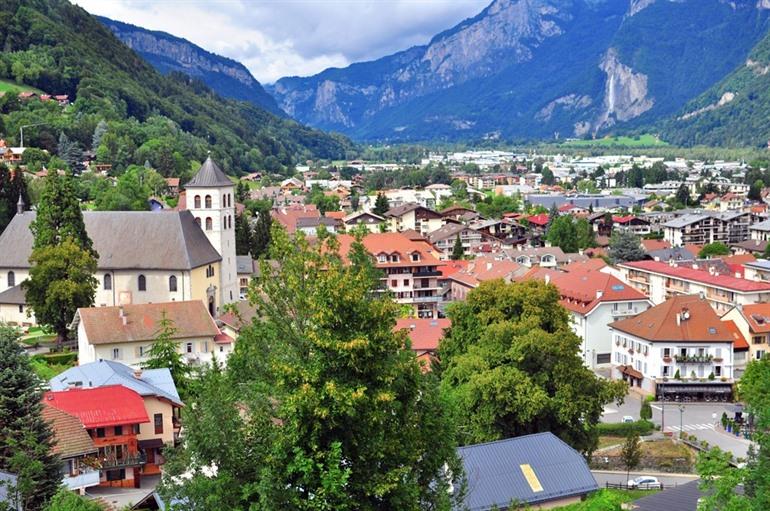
top-left (336, 232), bottom-right (441, 267)
top-left (558, 204), bottom-right (581, 212)
top-left (562, 258), bottom-right (607, 273)
top-left (527, 270), bottom-right (647, 315)
top-left (526, 214), bottom-right (550, 226)
top-left (43, 386), bottom-right (149, 429)
top-left (641, 239), bottom-right (671, 252)
top-left (737, 303), bottom-right (770, 333)
top-left (621, 260), bottom-right (770, 292)
top-left (612, 215), bottom-right (636, 224)
top-left (395, 318), bottom-right (451, 352)
top-left (439, 260), bottom-right (470, 277)
top-left (722, 320), bottom-right (749, 350)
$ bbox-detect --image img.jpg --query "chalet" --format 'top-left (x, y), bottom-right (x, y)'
top-left (612, 215), bottom-right (651, 236)
top-left (343, 211), bottom-right (385, 233)
top-left (384, 203), bottom-right (444, 235)
top-left (446, 257), bottom-right (525, 302)
top-left (42, 403), bottom-right (100, 493)
top-left (722, 303), bottom-right (770, 366)
top-left (428, 223), bottom-right (497, 260)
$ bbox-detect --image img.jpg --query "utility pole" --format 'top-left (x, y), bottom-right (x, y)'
top-left (679, 405), bottom-right (685, 440)
top-left (19, 122), bottom-right (47, 148)
top-left (661, 382), bottom-right (665, 434)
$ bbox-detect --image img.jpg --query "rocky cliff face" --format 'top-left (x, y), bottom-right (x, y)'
top-left (99, 17), bottom-right (282, 115)
top-left (270, 0), bottom-right (770, 141)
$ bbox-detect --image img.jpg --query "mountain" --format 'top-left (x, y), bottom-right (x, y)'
top-left (97, 16), bottom-right (283, 116)
top-left (0, 0), bottom-right (350, 176)
top-left (270, 0), bottom-right (770, 144)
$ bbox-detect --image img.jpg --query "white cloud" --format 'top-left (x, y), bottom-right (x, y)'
top-left (72, 0), bottom-right (488, 83)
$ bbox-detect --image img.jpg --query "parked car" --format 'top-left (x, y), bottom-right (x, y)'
top-left (622, 415), bottom-right (635, 423)
top-left (627, 476), bottom-right (662, 489)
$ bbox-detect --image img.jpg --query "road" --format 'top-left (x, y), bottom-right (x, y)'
top-left (591, 470), bottom-right (698, 488)
top-left (602, 391), bottom-right (753, 459)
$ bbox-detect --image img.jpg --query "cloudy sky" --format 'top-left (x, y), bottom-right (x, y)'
top-left (73, 0), bottom-right (489, 84)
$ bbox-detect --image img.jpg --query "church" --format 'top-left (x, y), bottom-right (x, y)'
top-left (0, 157), bottom-right (239, 325)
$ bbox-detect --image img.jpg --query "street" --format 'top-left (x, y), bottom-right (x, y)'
top-left (602, 391), bottom-right (754, 459)
top-left (591, 470), bottom-right (698, 488)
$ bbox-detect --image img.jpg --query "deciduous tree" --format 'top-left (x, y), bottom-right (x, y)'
top-left (621, 433), bottom-right (642, 483)
top-left (698, 242), bottom-right (731, 258)
top-left (546, 215), bottom-right (578, 253)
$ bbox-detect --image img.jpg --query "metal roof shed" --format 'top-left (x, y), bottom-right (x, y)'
top-left (458, 432), bottom-right (598, 510)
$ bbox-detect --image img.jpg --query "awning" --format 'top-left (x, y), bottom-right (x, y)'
top-left (138, 438), bottom-right (164, 449)
top-left (619, 365), bottom-right (643, 380)
top-left (659, 385), bottom-right (732, 394)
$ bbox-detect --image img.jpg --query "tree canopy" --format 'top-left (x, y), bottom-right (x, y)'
top-left (609, 232), bottom-right (646, 263)
top-left (546, 215), bottom-right (579, 253)
top-left (698, 242), bottom-right (731, 258)
top-left (438, 279), bottom-right (627, 454)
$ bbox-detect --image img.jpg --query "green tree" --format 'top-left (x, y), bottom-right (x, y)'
top-left (439, 280), bottom-right (627, 454)
top-left (0, 326), bottom-right (60, 511)
top-left (373, 192), bottom-right (389, 216)
top-left (23, 239), bottom-right (98, 346)
top-left (575, 217), bottom-right (595, 250)
top-left (545, 203), bottom-right (559, 234)
top-left (675, 184), bottom-right (691, 206)
top-left (252, 209), bottom-right (272, 258)
top-left (307, 184), bottom-right (340, 215)
top-left (609, 232), bottom-right (646, 263)
top-left (451, 233), bottom-right (464, 260)
top-left (30, 172), bottom-right (94, 254)
top-left (235, 214), bottom-right (254, 256)
top-left (621, 433), bottom-right (642, 483)
top-left (91, 120), bottom-right (108, 152)
top-left (57, 132), bottom-right (84, 175)
top-left (43, 487), bottom-right (105, 511)
top-left (698, 242), bottom-right (731, 258)
top-left (640, 400), bottom-right (652, 421)
top-left (0, 163), bottom-right (29, 235)
top-left (541, 167), bottom-right (555, 185)
top-left (547, 215), bottom-right (579, 253)
top-left (749, 179), bottom-right (764, 201)
top-left (143, 312), bottom-right (189, 398)
top-left (164, 227), bottom-right (462, 510)
top-left (476, 194), bottom-right (520, 218)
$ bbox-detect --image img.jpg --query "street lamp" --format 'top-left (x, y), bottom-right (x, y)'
top-left (679, 405), bottom-right (685, 440)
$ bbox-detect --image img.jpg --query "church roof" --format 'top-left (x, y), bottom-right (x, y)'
top-left (185, 157), bottom-right (233, 188)
top-left (0, 210), bottom-right (221, 270)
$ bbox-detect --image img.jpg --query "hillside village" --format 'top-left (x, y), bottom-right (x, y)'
top-left (1, 146), bottom-right (770, 510)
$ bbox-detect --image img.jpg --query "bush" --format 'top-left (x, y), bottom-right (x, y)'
top-left (37, 351), bottom-right (77, 365)
top-left (596, 420), bottom-right (655, 437)
top-left (674, 369), bottom-right (681, 379)
top-left (640, 400), bottom-right (653, 421)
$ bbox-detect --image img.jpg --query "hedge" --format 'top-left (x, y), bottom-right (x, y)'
top-left (35, 351), bottom-right (77, 365)
top-left (596, 420), bottom-right (655, 436)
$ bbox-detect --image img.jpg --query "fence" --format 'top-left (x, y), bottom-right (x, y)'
top-left (605, 482), bottom-right (665, 491)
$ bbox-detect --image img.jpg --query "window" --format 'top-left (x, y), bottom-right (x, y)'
top-left (390, 254), bottom-right (400, 263)
top-left (7, 271), bottom-right (14, 287)
top-left (403, 279), bottom-right (410, 287)
top-left (663, 348), bottom-right (671, 357)
top-left (96, 428), bottom-right (105, 438)
top-left (715, 366), bottom-right (722, 377)
top-left (18, 305), bottom-right (22, 313)
top-left (716, 348), bottom-right (722, 358)
top-left (752, 335), bottom-right (765, 345)
top-left (106, 469), bottom-right (125, 482)
top-left (378, 254), bottom-right (387, 263)
top-left (139, 345), bottom-right (145, 358)
top-left (757, 350), bottom-right (766, 360)
top-left (680, 348), bottom-right (687, 357)
top-left (206, 265), bottom-right (215, 278)
top-left (133, 424), bottom-right (140, 434)
top-left (195, 217), bottom-right (201, 227)
top-left (391, 280), bottom-right (397, 287)
top-left (103, 274), bottom-right (112, 290)
top-left (112, 348), bottom-right (121, 360)
top-left (205, 217), bottom-right (213, 231)
top-left (662, 366), bottom-right (670, 376)
top-left (627, 302), bottom-right (633, 310)
top-left (186, 342), bottom-right (193, 354)
top-left (411, 253), bottom-right (420, 262)
top-left (219, 345), bottom-right (224, 353)
top-left (169, 275), bottom-right (178, 292)
top-left (202, 341), bottom-right (208, 353)
top-left (114, 425), bottom-right (123, 436)
top-left (194, 195), bottom-right (201, 209)
top-left (613, 303), bottom-right (619, 312)
top-left (154, 413), bottom-right (163, 435)
top-left (138, 275), bottom-right (146, 292)
top-left (205, 195), bottom-right (212, 208)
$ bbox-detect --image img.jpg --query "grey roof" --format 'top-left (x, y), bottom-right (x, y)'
top-left (0, 285), bottom-right (25, 305)
top-left (750, 218), bottom-right (770, 232)
top-left (525, 194), bottom-right (645, 209)
top-left (631, 480), bottom-right (702, 511)
top-left (296, 217), bottom-right (340, 228)
top-left (385, 202), bottom-right (421, 217)
top-left (663, 214), bottom-right (710, 228)
top-left (236, 255), bottom-right (255, 274)
top-left (745, 258), bottom-right (770, 270)
top-left (458, 432), bottom-right (597, 510)
top-left (731, 239), bottom-right (768, 253)
top-left (185, 157), bottom-right (233, 188)
top-left (428, 222), bottom-right (470, 243)
top-left (0, 471), bottom-right (19, 511)
top-left (0, 211), bottom-right (221, 270)
top-left (49, 360), bottom-right (182, 406)
top-left (648, 247), bottom-right (695, 262)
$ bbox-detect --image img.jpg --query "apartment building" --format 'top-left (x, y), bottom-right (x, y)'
top-left (609, 295), bottom-right (735, 399)
top-left (428, 223), bottom-right (497, 259)
top-left (384, 203), bottom-right (444, 235)
top-left (338, 233), bottom-right (443, 318)
top-left (749, 218), bottom-right (770, 241)
top-left (722, 303), bottom-right (770, 364)
top-left (619, 260), bottom-right (770, 315)
top-left (662, 211), bottom-right (750, 246)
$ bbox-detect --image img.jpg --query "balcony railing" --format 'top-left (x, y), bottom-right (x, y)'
top-left (612, 308), bottom-right (639, 317)
top-left (100, 454), bottom-right (146, 469)
top-left (411, 296), bottom-right (439, 303)
top-left (63, 469), bottom-right (100, 490)
top-left (673, 354), bottom-right (714, 364)
top-left (413, 270), bottom-right (442, 277)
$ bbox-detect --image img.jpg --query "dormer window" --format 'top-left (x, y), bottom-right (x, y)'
top-left (411, 252), bottom-right (420, 262)
top-left (377, 253), bottom-right (388, 263)
top-left (390, 254), bottom-right (400, 263)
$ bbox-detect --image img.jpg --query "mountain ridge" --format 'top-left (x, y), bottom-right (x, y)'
top-left (270, 0), bottom-right (770, 145)
top-left (97, 16), bottom-right (283, 115)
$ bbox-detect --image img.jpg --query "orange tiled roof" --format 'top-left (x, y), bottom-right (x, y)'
top-left (562, 258), bottom-right (607, 273)
top-left (610, 295), bottom-right (732, 343)
top-left (394, 318), bottom-right (451, 352)
top-left (42, 403), bottom-right (97, 458)
top-left (641, 239), bottom-right (671, 252)
top-left (722, 319), bottom-right (749, 350)
top-left (537, 270), bottom-right (647, 315)
top-left (336, 232), bottom-right (441, 266)
top-left (737, 303), bottom-right (770, 333)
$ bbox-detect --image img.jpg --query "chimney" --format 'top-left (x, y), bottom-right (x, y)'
top-left (676, 313), bottom-right (681, 326)
top-left (545, 274), bottom-right (551, 285)
top-left (709, 266), bottom-right (715, 275)
top-left (736, 272), bottom-right (742, 278)
top-left (133, 369), bottom-right (143, 379)
top-left (486, 262), bottom-right (493, 271)
top-left (16, 194), bottom-right (24, 215)
top-left (119, 305), bottom-right (127, 326)
top-left (596, 290), bottom-right (603, 300)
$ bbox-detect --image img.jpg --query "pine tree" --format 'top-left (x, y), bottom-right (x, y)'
top-left (57, 132), bottom-right (84, 175)
top-left (451, 233), bottom-right (464, 260)
top-left (143, 312), bottom-right (189, 398)
top-left (235, 214), bottom-right (254, 256)
top-left (252, 209), bottom-right (272, 258)
top-left (609, 232), bottom-right (646, 263)
top-left (373, 192), bottom-right (389, 216)
top-left (91, 120), bottom-right (108, 151)
top-left (545, 202), bottom-right (559, 234)
top-left (0, 326), bottom-right (61, 511)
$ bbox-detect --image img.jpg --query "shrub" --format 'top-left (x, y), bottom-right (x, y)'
top-left (596, 420), bottom-right (655, 437)
top-left (708, 372), bottom-right (715, 380)
top-left (35, 351), bottom-right (77, 365)
top-left (640, 400), bottom-right (653, 421)
top-left (674, 369), bottom-right (681, 380)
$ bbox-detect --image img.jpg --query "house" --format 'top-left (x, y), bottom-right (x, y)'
top-left (164, 178), bottom-right (180, 196)
top-left (722, 303), bottom-right (770, 366)
top-left (618, 260), bottom-right (770, 315)
top-left (749, 217), bottom-right (770, 241)
top-left (469, 218), bottom-right (527, 242)
top-left (74, 300), bottom-right (229, 368)
top-left (236, 255), bottom-right (256, 299)
top-left (446, 258), bottom-right (525, 303)
top-left (524, 213), bottom-right (549, 234)
top-left (0, 158), bottom-right (239, 318)
top-left (527, 270), bottom-right (652, 368)
top-left (337, 233), bottom-right (443, 318)
top-left (743, 259), bottom-right (770, 282)
top-left (49, 360), bottom-right (183, 475)
top-left (384, 203), bottom-right (444, 235)
top-left (0, 284), bottom-right (32, 327)
top-left (394, 318), bottom-right (450, 369)
top-left (217, 299), bottom-right (258, 340)
top-left (343, 211), bottom-right (385, 233)
top-left (731, 239), bottom-right (768, 256)
top-left (428, 223), bottom-right (497, 259)
top-left (721, 319), bottom-right (750, 378)
top-left (280, 177), bottom-right (304, 191)
top-left (271, 205), bottom-right (320, 234)
top-left (505, 246), bottom-right (573, 269)
top-left (458, 432), bottom-right (598, 510)
top-left (42, 403), bottom-right (100, 494)
top-left (295, 216), bottom-right (341, 236)
top-left (612, 215), bottom-right (651, 236)
top-left (43, 386), bottom-right (150, 488)
top-left (439, 205), bottom-right (477, 222)
top-left (609, 295), bottom-right (735, 399)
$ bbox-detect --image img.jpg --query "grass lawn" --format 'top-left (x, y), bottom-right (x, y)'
top-left (597, 436), bottom-right (625, 450)
top-left (0, 79), bottom-right (44, 94)
top-left (554, 488), bottom-right (659, 510)
top-left (30, 358), bottom-right (74, 380)
top-left (604, 438), bottom-right (694, 460)
top-left (562, 134), bottom-right (668, 148)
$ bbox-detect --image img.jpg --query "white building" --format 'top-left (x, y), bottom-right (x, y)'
top-left (609, 295), bottom-right (735, 399)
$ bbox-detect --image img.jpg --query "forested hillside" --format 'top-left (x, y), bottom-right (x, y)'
top-left (0, 0), bottom-right (352, 178)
